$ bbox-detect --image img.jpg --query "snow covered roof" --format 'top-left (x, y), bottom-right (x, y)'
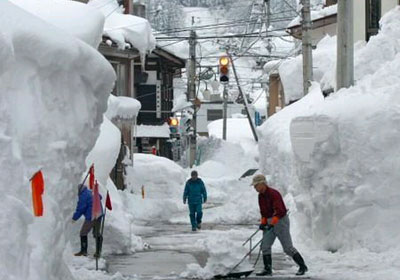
top-left (89, 0), bottom-right (156, 56)
top-left (287, 4), bottom-right (337, 29)
top-left (135, 124), bottom-right (170, 138)
top-left (10, 0), bottom-right (105, 48)
top-left (106, 95), bottom-right (141, 120)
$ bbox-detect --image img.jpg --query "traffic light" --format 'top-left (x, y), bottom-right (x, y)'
top-left (168, 117), bottom-right (179, 135)
top-left (219, 55), bottom-right (229, 83)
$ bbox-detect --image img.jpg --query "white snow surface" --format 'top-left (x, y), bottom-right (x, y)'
top-left (89, 0), bottom-right (156, 56)
top-left (288, 4), bottom-right (337, 28)
top-left (135, 123), bottom-right (171, 138)
top-left (259, 7), bottom-right (400, 279)
top-left (0, 1), bottom-right (115, 280)
top-left (11, 0), bottom-right (105, 48)
top-left (105, 94), bottom-right (141, 120)
top-left (207, 118), bottom-right (258, 160)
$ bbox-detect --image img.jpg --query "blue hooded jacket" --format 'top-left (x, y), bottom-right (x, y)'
top-left (72, 185), bottom-right (93, 221)
top-left (183, 178), bottom-right (207, 205)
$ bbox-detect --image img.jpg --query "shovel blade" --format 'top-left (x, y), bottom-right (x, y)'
top-left (214, 270), bottom-right (254, 279)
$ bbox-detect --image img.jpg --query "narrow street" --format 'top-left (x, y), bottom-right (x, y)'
top-left (106, 222), bottom-right (316, 280)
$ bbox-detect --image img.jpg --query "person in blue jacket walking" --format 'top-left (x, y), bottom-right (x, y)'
top-left (183, 170), bottom-right (207, 231)
top-left (72, 184), bottom-right (102, 256)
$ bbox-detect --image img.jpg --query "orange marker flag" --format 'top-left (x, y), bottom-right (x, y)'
top-left (30, 170), bottom-right (44, 217)
top-left (89, 165), bottom-right (95, 190)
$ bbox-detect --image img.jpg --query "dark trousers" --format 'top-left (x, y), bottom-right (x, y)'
top-left (188, 203), bottom-right (203, 229)
top-left (80, 217), bottom-right (102, 237)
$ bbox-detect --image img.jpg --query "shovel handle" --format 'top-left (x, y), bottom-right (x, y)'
top-left (242, 228), bottom-right (260, 246)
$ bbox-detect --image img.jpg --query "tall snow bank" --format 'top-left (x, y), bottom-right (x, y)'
top-left (11, 0), bottom-right (105, 48)
top-left (84, 105), bottom-right (144, 254)
top-left (89, 0), bottom-right (156, 56)
top-left (0, 1), bottom-right (115, 279)
top-left (259, 7), bottom-right (400, 255)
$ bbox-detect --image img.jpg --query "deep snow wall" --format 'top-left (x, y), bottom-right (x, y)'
top-left (259, 7), bottom-right (400, 254)
top-left (0, 2), bottom-right (115, 279)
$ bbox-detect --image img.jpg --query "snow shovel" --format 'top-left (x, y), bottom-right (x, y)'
top-left (214, 238), bottom-right (263, 279)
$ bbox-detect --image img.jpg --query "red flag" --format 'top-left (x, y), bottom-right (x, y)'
top-left (105, 191), bottom-right (112, 211)
top-left (89, 165), bottom-right (95, 190)
top-left (30, 170), bottom-right (44, 217)
top-left (92, 180), bottom-right (102, 220)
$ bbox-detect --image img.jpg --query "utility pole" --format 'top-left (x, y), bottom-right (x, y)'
top-left (187, 19), bottom-right (197, 168)
top-left (336, 0), bottom-right (354, 90)
top-left (229, 54), bottom-right (258, 142)
top-left (222, 85), bottom-right (228, 140)
top-left (301, 0), bottom-right (313, 95)
top-left (265, 0), bottom-right (272, 53)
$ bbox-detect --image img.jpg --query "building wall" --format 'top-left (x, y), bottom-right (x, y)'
top-left (382, 0), bottom-right (399, 15)
top-left (353, 0), bottom-right (398, 42)
top-left (353, 0), bottom-right (367, 42)
top-left (311, 23), bottom-right (337, 45)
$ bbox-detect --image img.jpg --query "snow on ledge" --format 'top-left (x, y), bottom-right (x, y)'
top-left (287, 4), bottom-right (337, 29)
top-left (89, 0), bottom-right (156, 56)
top-left (135, 124), bottom-right (171, 138)
top-left (105, 94), bottom-right (141, 120)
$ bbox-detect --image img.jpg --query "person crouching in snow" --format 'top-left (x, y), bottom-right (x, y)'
top-left (183, 170), bottom-right (207, 231)
top-left (251, 174), bottom-right (308, 276)
top-left (72, 184), bottom-right (103, 256)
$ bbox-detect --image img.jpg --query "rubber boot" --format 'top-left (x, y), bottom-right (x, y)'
top-left (74, 236), bottom-right (88, 256)
top-left (292, 252), bottom-right (308, 276)
top-left (256, 254), bottom-right (272, 276)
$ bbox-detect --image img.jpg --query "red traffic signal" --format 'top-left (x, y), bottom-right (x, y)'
top-left (219, 56), bottom-right (229, 83)
top-left (168, 117), bottom-right (179, 126)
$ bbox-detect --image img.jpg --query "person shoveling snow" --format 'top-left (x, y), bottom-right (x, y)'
top-left (251, 174), bottom-right (308, 276)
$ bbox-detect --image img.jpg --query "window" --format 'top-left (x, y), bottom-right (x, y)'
top-left (366, 0), bottom-right (381, 41)
top-left (207, 109), bottom-right (223, 121)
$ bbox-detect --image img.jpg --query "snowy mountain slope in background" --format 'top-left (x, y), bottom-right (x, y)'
top-left (0, 1), bottom-right (115, 279)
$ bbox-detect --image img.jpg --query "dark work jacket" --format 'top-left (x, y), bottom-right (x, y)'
top-left (183, 178), bottom-right (207, 205)
top-left (258, 187), bottom-right (287, 219)
top-left (72, 186), bottom-right (93, 221)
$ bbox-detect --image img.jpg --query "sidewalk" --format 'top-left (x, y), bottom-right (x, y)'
top-left (106, 222), bottom-right (319, 280)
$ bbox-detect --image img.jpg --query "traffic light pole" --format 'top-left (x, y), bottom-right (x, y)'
top-left (188, 29), bottom-right (197, 167)
top-left (229, 54), bottom-right (258, 142)
top-left (222, 84), bottom-right (228, 140)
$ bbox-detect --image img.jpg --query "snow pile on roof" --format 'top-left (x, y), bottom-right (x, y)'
top-left (258, 7), bottom-right (400, 278)
top-left (288, 4), bottom-right (337, 28)
top-left (11, 0), bottom-right (105, 48)
top-left (89, 0), bottom-right (156, 55)
top-left (105, 94), bottom-right (141, 120)
top-left (279, 35), bottom-right (337, 103)
top-left (135, 123), bottom-right (171, 138)
top-left (0, 1), bottom-right (115, 279)
top-left (281, 4), bottom-right (400, 103)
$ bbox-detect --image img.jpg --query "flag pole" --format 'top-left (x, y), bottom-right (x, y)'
top-left (95, 190), bottom-right (109, 270)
